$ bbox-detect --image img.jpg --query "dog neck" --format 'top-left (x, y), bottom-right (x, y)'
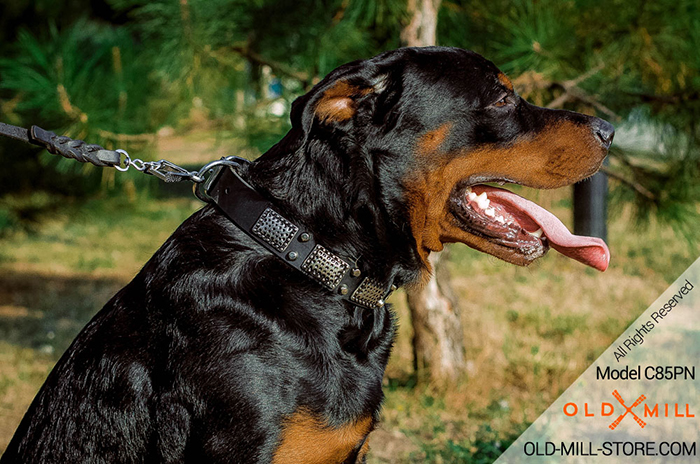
top-left (246, 136), bottom-right (423, 289)
top-left (206, 164), bottom-right (394, 311)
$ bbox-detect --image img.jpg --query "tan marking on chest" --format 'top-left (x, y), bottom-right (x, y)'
top-left (272, 410), bottom-right (374, 464)
top-left (356, 433), bottom-right (371, 461)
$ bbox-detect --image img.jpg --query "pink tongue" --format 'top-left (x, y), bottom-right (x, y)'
top-left (479, 186), bottom-right (610, 271)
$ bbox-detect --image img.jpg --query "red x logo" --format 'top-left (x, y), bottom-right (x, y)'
top-left (609, 390), bottom-right (646, 430)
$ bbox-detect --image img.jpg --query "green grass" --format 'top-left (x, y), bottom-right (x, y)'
top-left (0, 186), bottom-right (696, 462)
top-left (0, 195), bottom-right (199, 277)
top-left (0, 196), bottom-right (199, 350)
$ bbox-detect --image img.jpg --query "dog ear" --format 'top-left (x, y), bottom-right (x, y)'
top-left (290, 67), bottom-right (391, 144)
top-left (313, 78), bottom-right (382, 124)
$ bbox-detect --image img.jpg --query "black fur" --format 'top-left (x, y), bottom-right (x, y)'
top-left (1, 47), bottom-right (613, 463)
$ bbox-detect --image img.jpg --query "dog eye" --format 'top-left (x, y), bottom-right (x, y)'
top-left (493, 96), bottom-right (509, 108)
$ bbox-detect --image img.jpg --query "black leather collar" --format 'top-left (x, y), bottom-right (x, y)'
top-left (206, 164), bottom-right (395, 310)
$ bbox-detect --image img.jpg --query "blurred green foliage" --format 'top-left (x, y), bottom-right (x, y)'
top-left (0, 0), bottom-right (698, 237)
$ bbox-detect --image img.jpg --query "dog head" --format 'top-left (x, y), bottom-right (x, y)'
top-left (253, 47), bottom-right (613, 283)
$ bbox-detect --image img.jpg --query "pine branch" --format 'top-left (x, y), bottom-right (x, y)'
top-left (332, 0), bottom-right (350, 24)
top-left (543, 64), bottom-right (621, 121)
top-left (599, 165), bottom-right (656, 201)
top-left (57, 84), bottom-right (88, 123)
top-left (567, 64), bottom-right (605, 87)
top-left (513, 65), bottom-right (620, 120)
top-left (551, 85), bottom-right (621, 121)
top-left (228, 45), bottom-right (311, 84)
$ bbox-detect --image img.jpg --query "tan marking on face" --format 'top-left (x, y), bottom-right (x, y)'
top-left (498, 72), bottom-right (514, 91)
top-left (417, 122), bottom-right (453, 155)
top-left (315, 81), bottom-right (372, 123)
top-left (405, 120), bottom-right (605, 271)
top-left (272, 409), bottom-right (373, 464)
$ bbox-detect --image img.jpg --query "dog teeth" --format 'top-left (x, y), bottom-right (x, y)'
top-left (484, 207), bottom-right (495, 217)
top-left (528, 228), bottom-right (544, 238)
top-left (475, 192), bottom-right (490, 209)
top-left (467, 190), bottom-right (491, 210)
top-left (496, 215), bottom-right (505, 224)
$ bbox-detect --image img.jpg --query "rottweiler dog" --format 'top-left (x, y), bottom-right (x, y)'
top-left (2, 46), bottom-right (612, 463)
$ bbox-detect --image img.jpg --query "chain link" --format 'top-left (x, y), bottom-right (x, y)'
top-left (114, 151), bottom-right (249, 200)
top-left (114, 149), bottom-right (204, 183)
top-left (131, 159), bottom-right (147, 171)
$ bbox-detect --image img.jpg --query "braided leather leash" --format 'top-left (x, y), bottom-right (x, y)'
top-left (0, 122), bottom-right (395, 309)
top-left (1, 122), bottom-right (121, 168)
top-left (0, 122), bottom-right (224, 183)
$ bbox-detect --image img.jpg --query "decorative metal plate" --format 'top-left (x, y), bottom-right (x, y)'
top-left (300, 245), bottom-right (350, 290)
top-left (251, 208), bottom-right (298, 252)
top-left (351, 277), bottom-right (386, 309)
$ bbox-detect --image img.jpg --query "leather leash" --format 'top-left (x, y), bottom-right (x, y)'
top-left (0, 122), bottom-right (394, 310)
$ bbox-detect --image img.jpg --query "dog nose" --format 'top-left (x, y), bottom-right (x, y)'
top-left (593, 119), bottom-right (615, 149)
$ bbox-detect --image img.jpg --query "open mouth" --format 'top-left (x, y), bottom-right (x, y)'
top-left (450, 183), bottom-right (610, 271)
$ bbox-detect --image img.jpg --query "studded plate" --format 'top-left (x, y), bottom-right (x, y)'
top-left (251, 208), bottom-right (298, 252)
top-left (350, 277), bottom-right (386, 309)
top-left (300, 245), bottom-right (350, 290)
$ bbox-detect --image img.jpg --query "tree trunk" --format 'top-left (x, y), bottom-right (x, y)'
top-left (401, 0), bottom-right (466, 385)
top-left (401, 0), bottom-right (441, 47)
top-left (407, 251), bottom-right (465, 384)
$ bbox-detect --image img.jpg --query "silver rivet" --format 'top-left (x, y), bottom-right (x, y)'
top-left (351, 268), bottom-right (361, 277)
top-left (390, 285), bottom-right (397, 291)
top-left (287, 251), bottom-right (298, 261)
top-left (339, 284), bottom-right (349, 295)
top-left (299, 232), bottom-right (311, 242)
top-left (376, 299), bottom-right (385, 308)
